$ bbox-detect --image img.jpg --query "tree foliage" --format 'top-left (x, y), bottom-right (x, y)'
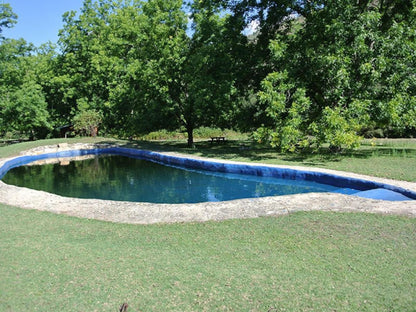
top-left (0, 3), bottom-right (17, 40)
top-left (53, 0), bottom-right (240, 147)
top-left (0, 80), bottom-right (50, 139)
top-left (73, 109), bottom-right (102, 137)
top-left (0, 36), bottom-right (51, 139)
top-left (254, 0), bottom-right (416, 151)
top-left (1, 0), bottom-right (415, 152)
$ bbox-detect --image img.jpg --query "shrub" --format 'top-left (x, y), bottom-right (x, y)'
top-left (73, 109), bottom-right (103, 137)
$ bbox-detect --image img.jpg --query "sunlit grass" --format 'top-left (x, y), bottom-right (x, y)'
top-left (0, 137), bottom-right (119, 159)
top-left (1, 205), bottom-right (415, 311)
top-left (1, 137), bottom-right (416, 311)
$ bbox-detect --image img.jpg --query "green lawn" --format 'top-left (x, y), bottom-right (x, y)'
top-left (183, 138), bottom-right (416, 182)
top-left (1, 205), bottom-right (415, 312)
top-left (0, 137), bottom-right (120, 159)
top-left (1, 138), bottom-right (416, 311)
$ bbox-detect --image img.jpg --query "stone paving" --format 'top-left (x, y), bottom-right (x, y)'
top-left (1, 143), bottom-right (415, 224)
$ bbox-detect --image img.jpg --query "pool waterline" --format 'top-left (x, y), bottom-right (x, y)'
top-left (1, 154), bottom-right (361, 203)
top-left (1, 147), bottom-right (415, 202)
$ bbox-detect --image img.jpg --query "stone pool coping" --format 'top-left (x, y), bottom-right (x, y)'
top-left (0, 142), bottom-right (416, 224)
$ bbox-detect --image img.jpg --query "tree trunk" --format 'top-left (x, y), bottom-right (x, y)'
top-left (186, 125), bottom-right (194, 148)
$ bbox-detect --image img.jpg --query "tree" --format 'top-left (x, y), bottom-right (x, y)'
top-left (73, 108), bottom-right (102, 137)
top-left (254, 71), bottom-right (312, 152)
top-left (104, 0), bottom-right (238, 146)
top-left (163, 1), bottom-right (241, 146)
top-left (53, 0), bottom-right (113, 128)
top-left (0, 3), bottom-right (17, 40)
top-left (0, 36), bottom-right (51, 139)
top-left (254, 0), bottom-right (416, 151)
top-left (108, 0), bottom-right (190, 137)
top-left (0, 80), bottom-right (51, 139)
top-left (55, 0), bottom-right (242, 147)
top-left (55, 0), bottom-right (187, 137)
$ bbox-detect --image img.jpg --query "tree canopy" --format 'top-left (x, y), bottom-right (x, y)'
top-left (253, 0), bottom-right (416, 151)
top-left (0, 0), bottom-right (415, 149)
top-left (0, 4), bottom-right (51, 139)
top-left (0, 3), bottom-right (17, 40)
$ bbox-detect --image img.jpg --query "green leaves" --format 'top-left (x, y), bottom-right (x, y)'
top-left (2, 0), bottom-right (415, 147)
top-left (0, 36), bottom-right (52, 139)
top-left (0, 81), bottom-right (51, 138)
top-left (256, 0), bottom-right (416, 152)
top-left (73, 109), bottom-right (102, 137)
top-left (314, 106), bottom-right (362, 151)
top-left (255, 71), bottom-right (312, 152)
top-left (0, 3), bottom-right (17, 39)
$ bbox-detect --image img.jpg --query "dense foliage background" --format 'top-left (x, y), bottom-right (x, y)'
top-left (1, 0), bottom-right (415, 150)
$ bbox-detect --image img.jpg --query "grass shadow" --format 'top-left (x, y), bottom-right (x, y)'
top-left (2, 136), bottom-right (416, 181)
top-left (121, 138), bottom-right (416, 163)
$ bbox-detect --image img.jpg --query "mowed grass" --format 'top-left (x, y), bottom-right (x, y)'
top-left (181, 138), bottom-right (416, 182)
top-left (1, 138), bottom-right (416, 311)
top-left (0, 137), bottom-right (121, 159)
top-left (1, 205), bottom-right (415, 312)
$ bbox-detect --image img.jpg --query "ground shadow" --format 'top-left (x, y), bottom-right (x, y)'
top-left (55, 138), bottom-right (416, 169)
top-left (117, 139), bottom-right (416, 167)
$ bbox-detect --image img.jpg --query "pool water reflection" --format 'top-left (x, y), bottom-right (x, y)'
top-left (1, 155), bottom-right (356, 203)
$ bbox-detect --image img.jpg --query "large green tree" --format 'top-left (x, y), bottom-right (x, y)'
top-left (52, 0), bottom-right (113, 128)
top-left (254, 0), bottom-right (416, 151)
top-left (0, 39), bottom-right (51, 139)
top-left (55, 0), bottom-right (241, 146)
top-left (163, 0), bottom-right (243, 146)
top-left (106, 0), bottom-right (190, 136)
top-left (0, 5), bottom-right (51, 139)
top-left (54, 0), bottom-right (186, 136)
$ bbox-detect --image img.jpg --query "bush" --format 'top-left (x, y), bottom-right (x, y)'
top-left (193, 127), bottom-right (224, 138)
top-left (140, 130), bottom-right (186, 141)
top-left (137, 128), bottom-right (247, 141)
top-left (73, 109), bottom-right (102, 137)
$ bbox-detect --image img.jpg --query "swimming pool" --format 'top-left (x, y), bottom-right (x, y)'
top-left (1, 147), bottom-right (415, 202)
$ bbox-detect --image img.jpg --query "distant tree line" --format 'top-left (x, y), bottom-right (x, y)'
top-left (1, 0), bottom-right (415, 150)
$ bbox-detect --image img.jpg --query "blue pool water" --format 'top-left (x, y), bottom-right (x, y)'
top-left (0, 147), bottom-right (415, 202)
top-left (1, 155), bottom-right (359, 203)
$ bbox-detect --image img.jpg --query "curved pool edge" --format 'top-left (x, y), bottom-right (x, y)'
top-left (1, 143), bottom-right (416, 224)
